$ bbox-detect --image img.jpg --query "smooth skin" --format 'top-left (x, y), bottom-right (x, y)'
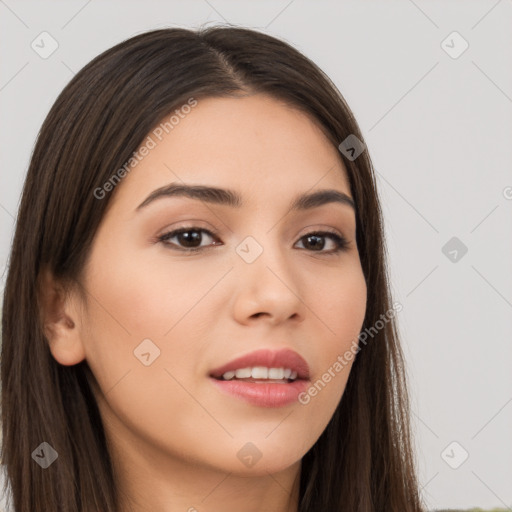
top-left (42, 93), bottom-right (368, 512)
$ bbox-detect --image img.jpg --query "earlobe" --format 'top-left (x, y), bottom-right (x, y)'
top-left (39, 268), bottom-right (86, 366)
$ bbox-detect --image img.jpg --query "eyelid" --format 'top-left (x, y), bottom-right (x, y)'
top-left (155, 220), bottom-right (221, 239)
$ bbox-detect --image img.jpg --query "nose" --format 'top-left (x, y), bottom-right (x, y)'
top-left (231, 241), bottom-right (305, 326)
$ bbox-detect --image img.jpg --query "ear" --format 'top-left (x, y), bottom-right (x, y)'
top-left (39, 267), bottom-right (86, 366)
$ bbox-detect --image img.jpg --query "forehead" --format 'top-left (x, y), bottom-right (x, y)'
top-left (109, 93), bottom-right (352, 212)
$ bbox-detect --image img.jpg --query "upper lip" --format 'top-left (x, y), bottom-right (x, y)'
top-left (209, 348), bottom-right (310, 380)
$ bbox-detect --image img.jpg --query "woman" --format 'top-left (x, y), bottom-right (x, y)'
top-left (1, 25), bottom-right (425, 511)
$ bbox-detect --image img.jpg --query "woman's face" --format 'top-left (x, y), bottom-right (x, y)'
top-left (63, 93), bottom-right (367, 477)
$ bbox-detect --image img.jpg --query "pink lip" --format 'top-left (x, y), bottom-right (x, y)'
top-left (210, 378), bottom-right (309, 408)
top-left (209, 348), bottom-right (310, 380)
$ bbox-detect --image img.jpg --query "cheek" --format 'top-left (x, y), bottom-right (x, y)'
top-left (315, 262), bottom-right (367, 346)
top-left (80, 251), bottom-right (219, 446)
top-left (85, 241), bottom-right (220, 335)
top-left (80, 245), bottom-right (232, 391)
top-left (299, 263), bottom-right (366, 409)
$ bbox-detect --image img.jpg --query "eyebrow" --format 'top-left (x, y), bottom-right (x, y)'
top-left (136, 183), bottom-right (355, 212)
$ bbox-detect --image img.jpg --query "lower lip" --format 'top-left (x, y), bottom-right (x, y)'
top-left (210, 377), bottom-right (309, 408)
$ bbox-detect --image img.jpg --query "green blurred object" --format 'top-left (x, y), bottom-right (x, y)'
top-left (434, 509), bottom-right (511, 512)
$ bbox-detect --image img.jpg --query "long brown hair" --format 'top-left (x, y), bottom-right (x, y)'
top-left (1, 25), bottom-right (426, 511)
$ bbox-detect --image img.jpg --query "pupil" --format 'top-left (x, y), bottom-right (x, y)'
top-left (305, 234), bottom-right (324, 250)
top-left (179, 230), bottom-right (201, 247)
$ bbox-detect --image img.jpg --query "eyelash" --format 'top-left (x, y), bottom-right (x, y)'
top-left (157, 226), bottom-right (349, 256)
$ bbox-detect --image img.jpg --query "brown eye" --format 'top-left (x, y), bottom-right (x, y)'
top-left (295, 231), bottom-right (349, 254)
top-left (158, 227), bottom-right (220, 252)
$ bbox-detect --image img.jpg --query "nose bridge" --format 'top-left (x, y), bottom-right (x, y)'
top-left (236, 232), bottom-right (292, 283)
top-left (232, 231), bottom-right (304, 322)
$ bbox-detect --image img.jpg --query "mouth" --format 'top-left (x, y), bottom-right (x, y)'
top-left (208, 348), bottom-right (310, 407)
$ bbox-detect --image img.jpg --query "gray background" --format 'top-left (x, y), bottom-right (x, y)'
top-left (1, 1), bottom-right (511, 510)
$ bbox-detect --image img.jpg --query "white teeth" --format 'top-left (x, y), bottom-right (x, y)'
top-left (221, 367), bottom-right (297, 381)
top-left (251, 366), bottom-right (268, 379)
top-left (268, 368), bottom-right (284, 379)
top-left (235, 368), bottom-right (252, 379)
